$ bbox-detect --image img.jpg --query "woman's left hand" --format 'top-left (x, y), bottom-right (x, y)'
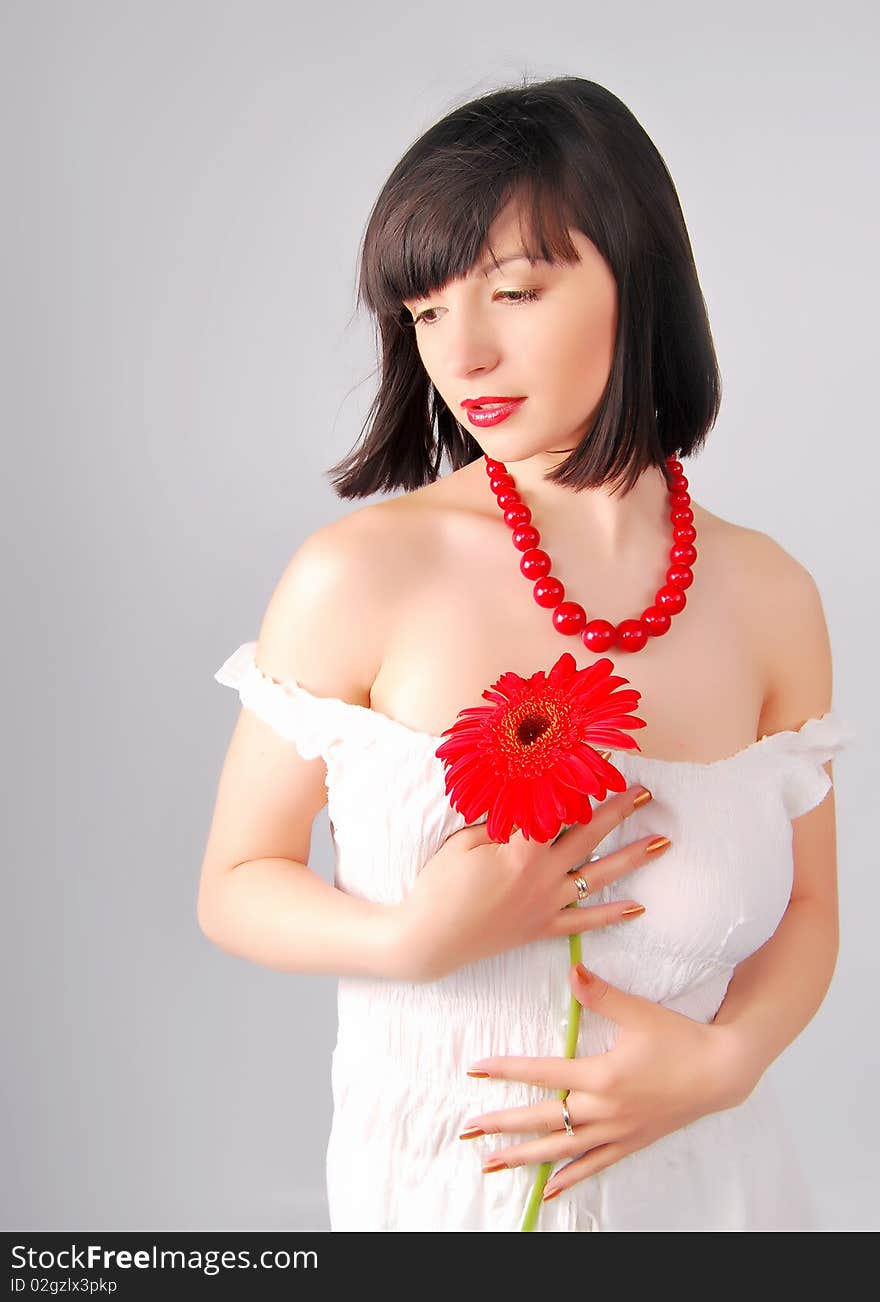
top-left (460, 964), bottom-right (759, 1199)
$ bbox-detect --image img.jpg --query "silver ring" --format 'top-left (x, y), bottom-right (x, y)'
top-left (561, 1095), bottom-right (575, 1137)
top-left (572, 875), bottom-right (591, 901)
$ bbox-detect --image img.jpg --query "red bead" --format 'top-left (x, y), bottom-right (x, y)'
top-left (671, 491), bottom-right (691, 508)
top-left (512, 524), bottom-right (540, 551)
top-left (504, 503), bottom-right (532, 527)
top-left (666, 458), bottom-right (683, 475)
top-left (671, 543), bottom-right (697, 565)
top-left (656, 584), bottom-right (687, 614)
top-left (495, 489), bottom-right (521, 510)
top-left (670, 507), bottom-right (693, 526)
top-left (552, 602), bottom-right (587, 635)
top-left (520, 548), bottom-right (551, 579)
top-left (490, 473), bottom-right (515, 493)
top-left (673, 524), bottom-right (696, 543)
top-left (534, 576), bottom-right (564, 608)
top-left (616, 619), bottom-right (648, 651)
top-left (582, 619), bottom-right (615, 651)
top-left (485, 458), bottom-right (505, 475)
top-left (669, 473), bottom-right (688, 493)
top-left (667, 564), bottom-right (693, 589)
top-left (642, 606), bottom-right (671, 636)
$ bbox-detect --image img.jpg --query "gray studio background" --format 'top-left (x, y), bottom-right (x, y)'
top-left (3, 0), bottom-right (877, 1232)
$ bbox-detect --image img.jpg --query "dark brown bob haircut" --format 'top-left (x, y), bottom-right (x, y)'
top-left (328, 75), bottom-right (721, 500)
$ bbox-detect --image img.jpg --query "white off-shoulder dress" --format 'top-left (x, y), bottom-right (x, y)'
top-left (214, 640), bottom-right (856, 1233)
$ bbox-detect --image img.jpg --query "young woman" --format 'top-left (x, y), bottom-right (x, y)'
top-left (199, 76), bottom-right (853, 1232)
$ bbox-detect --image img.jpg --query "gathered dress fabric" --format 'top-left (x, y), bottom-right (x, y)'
top-left (214, 640), bottom-right (855, 1233)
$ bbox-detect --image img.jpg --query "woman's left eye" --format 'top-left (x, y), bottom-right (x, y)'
top-left (496, 288), bottom-right (541, 305)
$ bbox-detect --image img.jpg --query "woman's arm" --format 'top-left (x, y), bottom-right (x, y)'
top-left (712, 547), bottom-right (840, 1092)
top-left (201, 855), bottom-right (413, 980)
top-left (712, 819), bottom-right (838, 1092)
top-left (199, 512), bottom-right (417, 983)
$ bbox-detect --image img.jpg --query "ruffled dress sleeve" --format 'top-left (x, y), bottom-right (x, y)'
top-left (213, 640), bottom-right (349, 763)
top-left (774, 711), bottom-right (857, 820)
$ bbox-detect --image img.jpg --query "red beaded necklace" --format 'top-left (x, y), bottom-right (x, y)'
top-left (484, 453), bottom-right (696, 654)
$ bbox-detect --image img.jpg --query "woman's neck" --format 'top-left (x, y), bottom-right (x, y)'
top-left (475, 453), bottom-right (674, 566)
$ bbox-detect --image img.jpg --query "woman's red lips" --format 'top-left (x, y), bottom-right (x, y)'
top-left (462, 397), bottom-right (526, 428)
top-left (461, 396), bottom-right (526, 409)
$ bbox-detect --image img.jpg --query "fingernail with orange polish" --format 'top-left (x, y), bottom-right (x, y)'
top-left (645, 836), bottom-right (672, 855)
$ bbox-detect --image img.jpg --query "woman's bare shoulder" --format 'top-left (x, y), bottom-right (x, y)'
top-left (267, 490), bottom-right (450, 697)
top-left (696, 506), bottom-right (825, 703)
top-left (698, 504), bottom-right (815, 584)
top-left (255, 501), bottom-right (422, 705)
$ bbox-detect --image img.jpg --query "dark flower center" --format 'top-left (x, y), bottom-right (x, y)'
top-left (516, 713), bottom-right (552, 746)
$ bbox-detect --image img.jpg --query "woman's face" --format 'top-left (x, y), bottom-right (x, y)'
top-left (402, 202), bottom-right (619, 464)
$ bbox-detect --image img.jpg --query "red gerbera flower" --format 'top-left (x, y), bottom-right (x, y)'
top-left (435, 651), bottom-right (646, 844)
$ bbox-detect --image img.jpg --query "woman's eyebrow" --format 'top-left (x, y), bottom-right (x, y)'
top-left (474, 252), bottom-right (540, 276)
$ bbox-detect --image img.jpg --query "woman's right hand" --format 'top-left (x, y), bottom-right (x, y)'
top-left (394, 785), bottom-right (671, 983)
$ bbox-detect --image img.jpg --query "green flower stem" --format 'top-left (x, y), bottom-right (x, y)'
top-left (520, 905), bottom-right (583, 1232)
